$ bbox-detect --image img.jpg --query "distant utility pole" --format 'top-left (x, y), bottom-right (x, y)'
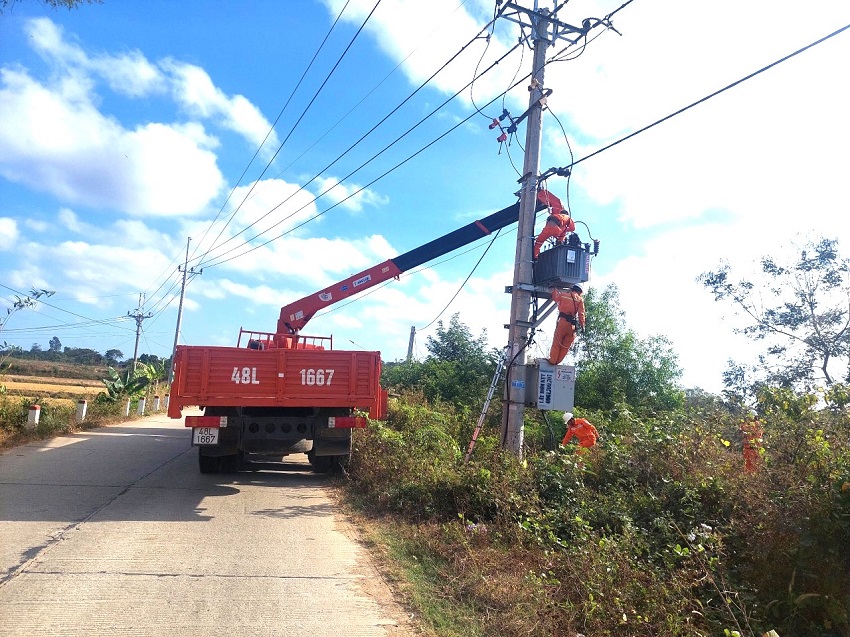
top-left (127, 293), bottom-right (152, 378)
top-left (406, 326), bottom-right (416, 362)
top-left (499, 3), bottom-right (588, 457)
top-left (167, 237), bottom-right (202, 385)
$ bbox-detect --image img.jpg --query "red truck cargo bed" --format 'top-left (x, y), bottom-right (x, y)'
top-left (168, 345), bottom-right (385, 419)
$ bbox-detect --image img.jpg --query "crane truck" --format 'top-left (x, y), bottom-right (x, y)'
top-left (168, 191), bottom-right (592, 473)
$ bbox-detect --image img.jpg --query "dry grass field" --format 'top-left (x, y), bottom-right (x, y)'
top-left (5, 375), bottom-right (104, 390)
top-left (2, 357), bottom-right (111, 381)
top-left (3, 376), bottom-right (105, 400)
top-left (1, 356), bottom-right (109, 403)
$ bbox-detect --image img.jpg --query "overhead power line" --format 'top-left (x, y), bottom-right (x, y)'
top-left (571, 21), bottom-right (850, 169)
top-left (308, 15), bottom-right (850, 330)
top-left (132, 2), bottom-right (359, 314)
top-left (195, 0), bottom-right (357, 262)
top-left (199, 40), bottom-right (525, 270)
top-left (0, 283), bottom-right (136, 332)
top-left (195, 0), bottom-right (383, 267)
top-left (196, 10), bottom-right (511, 270)
top-left (197, 3), bottom-right (621, 271)
top-left (215, 0), bottom-right (482, 242)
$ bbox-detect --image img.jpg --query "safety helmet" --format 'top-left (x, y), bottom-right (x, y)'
top-left (571, 284), bottom-right (583, 293)
top-left (562, 412), bottom-right (574, 424)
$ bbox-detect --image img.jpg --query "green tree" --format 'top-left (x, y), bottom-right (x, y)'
top-left (62, 347), bottom-right (103, 365)
top-left (573, 284), bottom-right (684, 413)
top-left (104, 348), bottom-right (123, 366)
top-left (383, 314), bottom-right (498, 409)
top-left (421, 314), bottom-right (498, 408)
top-left (49, 336), bottom-right (62, 352)
top-left (700, 237), bottom-right (850, 388)
top-left (138, 353), bottom-right (164, 367)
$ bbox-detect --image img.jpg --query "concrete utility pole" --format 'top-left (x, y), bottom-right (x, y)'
top-left (500, 12), bottom-right (552, 456)
top-left (168, 237), bottom-right (202, 385)
top-left (406, 326), bottom-right (416, 362)
top-left (127, 293), bottom-right (152, 379)
top-left (499, 3), bottom-right (589, 456)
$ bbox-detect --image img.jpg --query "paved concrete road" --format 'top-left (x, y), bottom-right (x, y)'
top-left (0, 413), bottom-right (415, 636)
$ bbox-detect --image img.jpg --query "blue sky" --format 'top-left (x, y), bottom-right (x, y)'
top-left (1, 0), bottom-right (849, 393)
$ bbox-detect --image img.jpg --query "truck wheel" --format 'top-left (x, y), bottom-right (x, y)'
top-left (220, 453), bottom-right (241, 473)
top-left (308, 451), bottom-right (332, 473)
top-left (198, 450), bottom-right (220, 474)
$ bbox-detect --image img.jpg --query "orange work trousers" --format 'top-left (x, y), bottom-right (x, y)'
top-left (575, 439), bottom-right (595, 455)
top-left (548, 317), bottom-right (576, 364)
top-left (533, 222), bottom-right (563, 259)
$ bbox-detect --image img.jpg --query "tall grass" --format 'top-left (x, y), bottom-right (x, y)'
top-left (346, 392), bottom-right (850, 637)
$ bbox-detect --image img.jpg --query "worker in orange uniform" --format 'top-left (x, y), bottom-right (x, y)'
top-left (533, 190), bottom-right (575, 259)
top-left (547, 284), bottom-right (585, 365)
top-left (561, 412), bottom-right (599, 454)
top-left (740, 415), bottom-right (763, 474)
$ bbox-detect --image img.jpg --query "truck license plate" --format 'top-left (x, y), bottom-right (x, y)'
top-left (193, 427), bottom-right (219, 445)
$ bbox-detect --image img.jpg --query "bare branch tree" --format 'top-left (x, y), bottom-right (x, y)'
top-left (700, 237), bottom-right (850, 388)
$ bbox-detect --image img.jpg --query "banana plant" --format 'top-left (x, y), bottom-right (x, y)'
top-left (96, 366), bottom-right (151, 404)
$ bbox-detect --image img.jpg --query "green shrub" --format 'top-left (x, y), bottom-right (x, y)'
top-left (348, 386), bottom-right (850, 636)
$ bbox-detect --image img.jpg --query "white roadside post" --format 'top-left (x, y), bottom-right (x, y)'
top-left (137, 397), bottom-right (146, 416)
top-left (123, 398), bottom-right (131, 417)
top-left (27, 405), bottom-right (40, 430)
top-left (153, 395), bottom-right (161, 411)
top-left (76, 400), bottom-right (87, 423)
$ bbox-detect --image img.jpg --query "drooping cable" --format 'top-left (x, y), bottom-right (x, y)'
top-left (469, 0), bottom-right (507, 120)
top-left (546, 108), bottom-right (574, 215)
top-left (417, 228), bottom-right (503, 332)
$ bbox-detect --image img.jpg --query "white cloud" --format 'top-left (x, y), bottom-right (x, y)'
top-left (217, 279), bottom-right (293, 308)
top-left (0, 217), bottom-right (19, 250)
top-left (57, 208), bottom-right (84, 233)
top-left (29, 12), bottom-right (276, 148)
top-left (98, 51), bottom-right (165, 98)
top-left (26, 17), bottom-right (166, 97)
top-left (23, 219), bottom-right (49, 233)
top-left (26, 17), bottom-right (87, 67)
top-left (319, 0), bottom-right (526, 111)
top-left (48, 240), bottom-right (175, 302)
top-left (0, 17), bottom-right (296, 220)
top-left (163, 60), bottom-right (280, 155)
top-left (313, 176), bottom-right (390, 212)
top-left (0, 67), bottom-right (224, 217)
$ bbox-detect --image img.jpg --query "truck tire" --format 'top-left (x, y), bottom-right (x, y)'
top-left (309, 453), bottom-right (349, 474)
top-left (220, 452), bottom-right (241, 473)
top-left (308, 451), bottom-right (332, 473)
top-left (198, 449), bottom-right (220, 474)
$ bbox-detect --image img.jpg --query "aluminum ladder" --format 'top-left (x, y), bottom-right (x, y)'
top-left (464, 346), bottom-right (509, 462)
